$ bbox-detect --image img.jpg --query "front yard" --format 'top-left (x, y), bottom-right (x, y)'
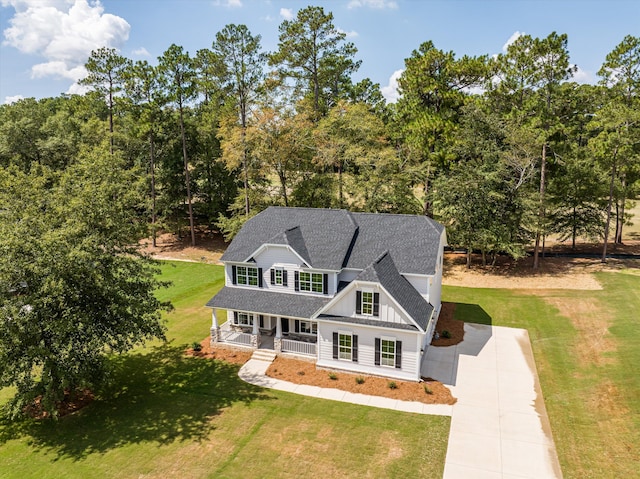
top-left (1, 260), bottom-right (638, 478)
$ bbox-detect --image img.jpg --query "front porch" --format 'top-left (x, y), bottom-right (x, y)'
top-left (211, 310), bottom-right (317, 358)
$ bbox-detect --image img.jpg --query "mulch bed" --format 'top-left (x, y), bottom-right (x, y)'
top-left (266, 357), bottom-right (456, 405)
top-left (431, 302), bottom-right (465, 347)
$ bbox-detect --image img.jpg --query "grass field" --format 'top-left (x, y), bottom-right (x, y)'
top-left (0, 261), bottom-right (450, 478)
top-left (1, 261), bottom-right (638, 478)
top-left (444, 272), bottom-right (640, 479)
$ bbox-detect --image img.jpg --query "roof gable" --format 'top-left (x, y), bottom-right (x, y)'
top-left (356, 251), bottom-right (434, 331)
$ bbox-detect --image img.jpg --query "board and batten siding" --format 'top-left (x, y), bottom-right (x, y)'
top-left (316, 321), bottom-right (423, 381)
top-left (321, 283), bottom-right (413, 327)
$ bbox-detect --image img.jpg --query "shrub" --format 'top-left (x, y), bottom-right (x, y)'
top-left (191, 342), bottom-right (202, 352)
top-left (388, 381), bottom-right (397, 389)
top-left (328, 373), bottom-right (338, 380)
top-left (424, 384), bottom-right (433, 395)
top-left (355, 377), bottom-right (365, 385)
top-left (441, 330), bottom-right (451, 339)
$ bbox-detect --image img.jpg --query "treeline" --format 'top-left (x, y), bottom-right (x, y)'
top-left (1, 6), bottom-right (638, 268)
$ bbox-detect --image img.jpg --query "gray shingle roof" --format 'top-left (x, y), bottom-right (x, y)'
top-left (356, 251), bottom-right (434, 332)
top-left (207, 287), bottom-right (331, 319)
top-left (220, 207), bottom-right (444, 275)
top-left (221, 207), bottom-right (357, 271)
top-left (347, 212), bottom-right (444, 275)
top-left (317, 314), bottom-right (419, 331)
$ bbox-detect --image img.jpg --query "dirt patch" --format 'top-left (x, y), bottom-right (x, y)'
top-left (530, 294), bottom-right (616, 367)
top-left (24, 389), bottom-right (95, 419)
top-left (186, 337), bottom-right (253, 365)
top-left (431, 302), bottom-right (464, 347)
top-left (140, 231), bottom-right (227, 264)
top-left (266, 356), bottom-right (456, 405)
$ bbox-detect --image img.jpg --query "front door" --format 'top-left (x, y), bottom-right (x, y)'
top-left (281, 317), bottom-right (289, 335)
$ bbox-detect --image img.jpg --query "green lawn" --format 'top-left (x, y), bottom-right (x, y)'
top-left (444, 271), bottom-right (640, 479)
top-left (0, 261), bottom-right (450, 478)
top-left (2, 260), bottom-right (638, 478)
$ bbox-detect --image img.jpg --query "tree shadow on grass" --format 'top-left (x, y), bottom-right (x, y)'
top-left (0, 344), bottom-right (273, 460)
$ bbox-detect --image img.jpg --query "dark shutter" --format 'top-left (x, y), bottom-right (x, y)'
top-left (283, 270), bottom-right (288, 286)
top-left (270, 269), bottom-right (275, 285)
top-left (374, 337), bottom-right (381, 365)
top-left (352, 335), bottom-right (358, 362)
top-left (395, 341), bottom-right (402, 369)
top-left (259, 315), bottom-right (264, 328)
top-left (294, 271), bottom-right (299, 291)
top-left (356, 291), bottom-right (362, 314)
top-left (294, 320), bottom-right (300, 333)
top-left (323, 274), bottom-right (328, 294)
top-left (332, 332), bottom-right (339, 359)
top-left (373, 293), bottom-right (380, 317)
top-left (234, 311), bottom-right (238, 323)
top-left (258, 268), bottom-right (263, 288)
top-left (232, 265), bottom-right (237, 285)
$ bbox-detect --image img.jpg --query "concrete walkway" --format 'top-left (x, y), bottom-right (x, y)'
top-left (423, 323), bottom-right (563, 478)
top-left (238, 323), bottom-right (562, 479)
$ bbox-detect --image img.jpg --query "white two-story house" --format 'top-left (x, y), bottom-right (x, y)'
top-left (206, 207), bottom-right (446, 381)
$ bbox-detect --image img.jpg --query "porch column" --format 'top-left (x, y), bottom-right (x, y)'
top-left (251, 314), bottom-right (260, 348)
top-left (274, 316), bottom-right (282, 352)
top-left (210, 310), bottom-right (220, 345)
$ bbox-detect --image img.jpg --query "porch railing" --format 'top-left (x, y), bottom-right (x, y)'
top-left (219, 329), bottom-right (253, 346)
top-left (281, 338), bottom-right (316, 357)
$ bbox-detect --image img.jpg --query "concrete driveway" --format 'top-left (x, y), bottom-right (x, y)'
top-left (422, 323), bottom-right (563, 479)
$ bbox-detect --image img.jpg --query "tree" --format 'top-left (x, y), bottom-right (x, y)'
top-left (269, 6), bottom-right (360, 119)
top-left (0, 150), bottom-right (170, 419)
top-left (598, 35), bottom-right (640, 244)
top-left (212, 24), bottom-right (266, 216)
top-left (492, 33), bottom-right (576, 268)
top-left (394, 41), bottom-right (489, 216)
top-left (80, 47), bottom-right (131, 155)
top-left (123, 60), bottom-right (166, 247)
top-left (158, 44), bottom-right (198, 246)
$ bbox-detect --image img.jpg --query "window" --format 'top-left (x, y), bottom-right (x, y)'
top-left (356, 291), bottom-right (379, 317)
top-left (236, 266), bottom-right (259, 286)
top-left (375, 337), bottom-right (401, 369)
top-left (299, 321), bottom-right (317, 335)
top-left (299, 272), bottom-right (324, 293)
top-left (274, 268), bottom-right (283, 285)
top-left (380, 338), bottom-right (395, 367)
top-left (234, 312), bottom-right (253, 326)
top-left (361, 291), bottom-right (373, 315)
top-left (338, 333), bottom-right (352, 360)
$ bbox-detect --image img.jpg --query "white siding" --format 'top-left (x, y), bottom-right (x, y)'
top-left (404, 274), bottom-right (429, 297)
top-left (337, 269), bottom-right (360, 284)
top-left (321, 283), bottom-right (414, 328)
top-left (316, 321), bottom-right (423, 381)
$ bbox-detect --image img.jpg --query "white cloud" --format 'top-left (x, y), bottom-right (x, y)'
top-left (2, 0), bottom-right (130, 93)
top-left (573, 65), bottom-right (593, 84)
top-left (213, 0), bottom-right (242, 7)
top-left (337, 27), bottom-right (358, 38)
top-left (280, 8), bottom-right (294, 20)
top-left (348, 0), bottom-right (398, 9)
top-left (132, 46), bottom-right (150, 57)
top-left (502, 31), bottom-right (524, 52)
top-left (381, 68), bottom-right (403, 103)
top-left (4, 94), bottom-right (25, 104)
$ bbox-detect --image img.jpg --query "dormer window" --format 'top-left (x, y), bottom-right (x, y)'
top-left (361, 291), bottom-right (373, 315)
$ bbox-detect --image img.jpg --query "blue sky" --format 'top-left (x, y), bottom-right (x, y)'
top-left (1, 0), bottom-right (638, 104)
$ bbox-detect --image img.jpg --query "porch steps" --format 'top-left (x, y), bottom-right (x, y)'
top-left (251, 349), bottom-right (277, 363)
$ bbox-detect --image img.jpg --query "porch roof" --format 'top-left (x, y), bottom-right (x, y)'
top-left (206, 286), bottom-right (331, 319)
top-left (317, 314), bottom-right (420, 332)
